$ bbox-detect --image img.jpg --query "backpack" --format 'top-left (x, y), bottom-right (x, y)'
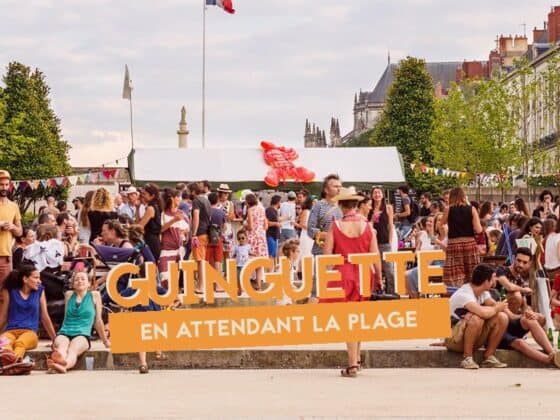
top-left (0, 349), bottom-right (35, 375)
top-left (209, 224), bottom-right (221, 245)
top-left (408, 200), bottom-right (420, 224)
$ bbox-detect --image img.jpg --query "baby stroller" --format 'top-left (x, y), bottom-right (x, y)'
top-left (91, 241), bottom-right (165, 314)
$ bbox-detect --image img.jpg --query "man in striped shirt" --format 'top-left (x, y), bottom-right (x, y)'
top-left (307, 174), bottom-right (342, 300)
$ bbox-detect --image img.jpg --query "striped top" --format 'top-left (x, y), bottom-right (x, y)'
top-left (307, 200), bottom-right (342, 255)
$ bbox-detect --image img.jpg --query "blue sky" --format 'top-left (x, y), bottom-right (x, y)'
top-left (0, 0), bottom-right (554, 166)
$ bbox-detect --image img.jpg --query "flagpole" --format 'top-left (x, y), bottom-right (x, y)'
top-left (202, 0), bottom-right (207, 149)
top-left (129, 90), bottom-right (135, 151)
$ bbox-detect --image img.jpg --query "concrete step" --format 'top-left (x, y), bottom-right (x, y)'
top-left (28, 340), bottom-right (549, 370)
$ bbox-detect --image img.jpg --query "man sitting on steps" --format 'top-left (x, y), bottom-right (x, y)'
top-left (445, 263), bottom-right (508, 369)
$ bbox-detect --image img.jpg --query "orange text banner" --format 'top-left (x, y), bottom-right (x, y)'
top-left (109, 299), bottom-right (451, 353)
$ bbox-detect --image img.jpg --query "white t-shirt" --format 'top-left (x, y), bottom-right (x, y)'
top-left (545, 232), bottom-right (560, 270)
top-left (417, 231), bottom-right (435, 251)
top-left (279, 201), bottom-right (296, 230)
top-left (449, 283), bottom-right (491, 322)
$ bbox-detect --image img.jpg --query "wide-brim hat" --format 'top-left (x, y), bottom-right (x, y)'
top-left (217, 183), bottom-right (232, 193)
top-left (333, 186), bottom-right (364, 202)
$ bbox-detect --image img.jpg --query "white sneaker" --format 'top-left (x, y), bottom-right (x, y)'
top-left (460, 356), bottom-right (479, 369)
top-left (481, 355), bottom-right (507, 368)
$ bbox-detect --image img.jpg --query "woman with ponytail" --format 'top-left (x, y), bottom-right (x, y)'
top-left (0, 264), bottom-right (56, 360)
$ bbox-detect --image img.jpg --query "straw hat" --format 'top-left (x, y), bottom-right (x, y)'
top-left (217, 183), bottom-right (232, 193)
top-left (0, 170), bottom-right (11, 180)
top-left (333, 186), bottom-right (364, 202)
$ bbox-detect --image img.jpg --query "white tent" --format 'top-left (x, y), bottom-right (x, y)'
top-left (128, 146), bottom-right (405, 189)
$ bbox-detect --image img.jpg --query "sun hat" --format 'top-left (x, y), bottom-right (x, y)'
top-left (0, 170), bottom-right (11, 180)
top-left (333, 186), bottom-right (364, 202)
top-left (126, 186), bottom-right (138, 195)
top-left (217, 183), bottom-right (232, 193)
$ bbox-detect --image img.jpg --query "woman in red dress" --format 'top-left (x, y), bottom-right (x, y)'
top-left (321, 187), bottom-right (380, 377)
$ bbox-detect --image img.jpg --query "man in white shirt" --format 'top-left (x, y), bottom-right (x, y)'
top-left (445, 264), bottom-right (508, 369)
top-left (279, 191), bottom-right (297, 243)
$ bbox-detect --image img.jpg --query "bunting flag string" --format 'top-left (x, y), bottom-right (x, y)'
top-left (8, 169), bottom-right (126, 193)
top-left (410, 163), bottom-right (468, 178)
top-left (410, 163), bottom-right (513, 185)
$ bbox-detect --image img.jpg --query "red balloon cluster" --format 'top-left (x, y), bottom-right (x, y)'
top-left (260, 141), bottom-right (315, 187)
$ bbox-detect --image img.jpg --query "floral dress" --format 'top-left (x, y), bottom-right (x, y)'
top-left (247, 206), bottom-right (268, 257)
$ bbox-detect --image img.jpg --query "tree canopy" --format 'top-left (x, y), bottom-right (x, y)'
top-left (0, 61), bottom-right (71, 211)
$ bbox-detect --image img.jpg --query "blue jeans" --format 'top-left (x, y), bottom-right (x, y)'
top-left (406, 260), bottom-right (444, 295)
top-left (267, 236), bottom-right (278, 258)
top-left (378, 243), bottom-right (395, 294)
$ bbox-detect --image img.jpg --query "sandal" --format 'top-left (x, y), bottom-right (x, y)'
top-left (139, 365), bottom-right (149, 374)
top-left (340, 365), bottom-right (359, 378)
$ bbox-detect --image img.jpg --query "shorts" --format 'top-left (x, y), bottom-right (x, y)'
top-left (207, 239), bottom-right (224, 265)
top-left (498, 318), bottom-right (528, 349)
top-left (192, 234), bottom-right (209, 262)
top-left (444, 317), bottom-right (492, 353)
top-left (57, 334), bottom-right (91, 350)
top-left (267, 236), bottom-right (278, 258)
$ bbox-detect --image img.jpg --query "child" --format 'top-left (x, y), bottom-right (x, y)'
top-left (232, 230), bottom-right (253, 296)
top-left (487, 229), bottom-right (502, 256)
top-left (278, 239), bottom-right (301, 305)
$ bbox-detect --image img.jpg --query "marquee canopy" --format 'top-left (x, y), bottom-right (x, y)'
top-left (128, 146), bottom-right (405, 190)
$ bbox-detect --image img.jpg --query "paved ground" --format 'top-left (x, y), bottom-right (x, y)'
top-left (3, 369), bottom-right (558, 418)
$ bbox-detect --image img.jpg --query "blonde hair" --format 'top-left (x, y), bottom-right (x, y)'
top-left (448, 187), bottom-right (468, 207)
top-left (91, 188), bottom-right (114, 212)
top-left (281, 238), bottom-right (300, 257)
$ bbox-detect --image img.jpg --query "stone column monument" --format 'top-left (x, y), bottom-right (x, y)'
top-left (178, 106), bottom-right (189, 148)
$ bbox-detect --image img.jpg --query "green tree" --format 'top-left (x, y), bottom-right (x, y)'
top-left (431, 77), bottom-right (521, 200)
top-left (508, 57), bottom-right (538, 179)
top-left (371, 57), bottom-right (436, 190)
top-left (373, 57), bottom-right (435, 162)
top-left (0, 62), bottom-right (71, 212)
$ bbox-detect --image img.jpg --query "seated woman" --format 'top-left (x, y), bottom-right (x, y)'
top-left (47, 271), bottom-right (110, 373)
top-left (406, 214), bottom-right (447, 298)
top-left (0, 264), bottom-right (56, 361)
top-left (12, 226), bottom-right (35, 270)
top-left (91, 219), bottom-right (133, 287)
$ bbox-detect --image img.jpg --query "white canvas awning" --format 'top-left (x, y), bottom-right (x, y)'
top-left (128, 146), bottom-right (405, 189)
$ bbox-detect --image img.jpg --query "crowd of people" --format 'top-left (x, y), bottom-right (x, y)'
top-left (1, 165), bottom-right (560, 376)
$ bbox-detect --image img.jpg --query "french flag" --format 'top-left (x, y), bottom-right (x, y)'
top-left (206, 0), bottom-right (235, 14)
